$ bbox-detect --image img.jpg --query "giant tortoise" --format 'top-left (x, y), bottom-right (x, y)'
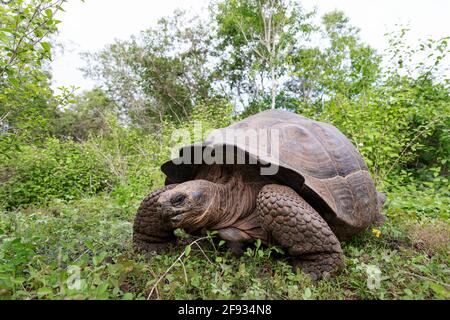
top-left (133, 109), bottom-right (385, 279)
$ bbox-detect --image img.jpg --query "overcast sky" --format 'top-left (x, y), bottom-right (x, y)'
top-left (50, 0), bottom-right (450, 92)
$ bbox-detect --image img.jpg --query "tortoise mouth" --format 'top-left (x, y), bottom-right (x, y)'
top-left (168, 211), bottom-right (189, 224)
top-left (158, 203), bottom-right (190, 225)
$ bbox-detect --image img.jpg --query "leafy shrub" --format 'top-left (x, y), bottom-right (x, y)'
top-left (387, 178), bottom-right (450, 221)
top-left (0, 138), bottom-right (116, 209)
top-left (295, 33), bottom-right (450, 186)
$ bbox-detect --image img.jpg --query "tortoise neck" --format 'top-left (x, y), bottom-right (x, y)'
top-left (208, 167), bottom-right (268, 230)
top-left (192, 164), bottom-right (271, 229)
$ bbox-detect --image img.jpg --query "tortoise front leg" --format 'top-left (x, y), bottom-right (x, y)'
top-left (216, 227), bottom-right (253, 257)
top-left (256, 184), bottom-right (344, 280)
top-left (133, 184), bottom-right (178, 253)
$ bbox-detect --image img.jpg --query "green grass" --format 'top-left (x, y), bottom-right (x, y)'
top-left (0, 184), bottom-right (448, 300)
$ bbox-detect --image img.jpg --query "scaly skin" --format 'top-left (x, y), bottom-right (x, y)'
top-left (256, 184), bottom-right (344, 280)
top-left (133, 184), bottom-right (178, 253)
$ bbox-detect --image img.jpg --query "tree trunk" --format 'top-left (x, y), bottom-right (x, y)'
top-left (271, 65), bottom-right (276, 109)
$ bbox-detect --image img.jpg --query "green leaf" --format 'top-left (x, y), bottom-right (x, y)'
top-left (13, 277), bottom-right (26, 284)
top-left (40, 42), bottom-right (51, 52)
top-left (429, 283), bottom-right (449, 299)
top-left (37, 287), bottom-right (53, 297)
top-left (45, 9), bottom-right (53, 18)
top-left (8, 77), bottom-right (19, 87)
top-left (122, 293), bottom-right (134, 300)
top-left (257, 250), bottom-right (264, 258)
top-left (184, 244), bottom-right (191, 257)
top-left (303, 287), bottom-right (312, 299)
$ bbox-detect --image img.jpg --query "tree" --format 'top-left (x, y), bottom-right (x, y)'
top-left (287, 10), bottom-right (381, 110)
top-left (214, 0), bottom-right (314, 110)
top-left (0, 0), bottom-right (68, 154)
top-left (83, 10), bottom-right (220, 131)
top-left (0, 0), bottom-right (65, 79)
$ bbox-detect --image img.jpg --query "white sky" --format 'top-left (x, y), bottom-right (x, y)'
top-left (51, 0), bottom-right (450, 92)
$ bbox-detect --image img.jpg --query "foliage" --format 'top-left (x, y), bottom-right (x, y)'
top-left (387, 175), bottom-right (449, 221)
top-left (0, 138), bottom-right (115, 209)
top-left (382, 30), bottom-right (450, 175)
top-left (0, 0), bottom-right (69, 153)
top-left (53, 87), bottom-right (118, 141)
top-left (0, 0), bottom-right (64, 78)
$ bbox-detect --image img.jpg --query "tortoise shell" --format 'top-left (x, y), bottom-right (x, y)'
top-left (162, 109), bottom-right (381, 240)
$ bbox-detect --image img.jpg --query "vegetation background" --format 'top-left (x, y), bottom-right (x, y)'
top-left (0, 0), bottom-right (448, 299)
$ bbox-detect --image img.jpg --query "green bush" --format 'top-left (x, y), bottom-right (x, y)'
top-left (0, 138), bottom-right (116, 209)
top-left (294, 34), bottom-right (450, 187)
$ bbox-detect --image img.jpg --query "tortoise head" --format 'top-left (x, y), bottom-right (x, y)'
top-left (157, 179), bottom-right (220, 230)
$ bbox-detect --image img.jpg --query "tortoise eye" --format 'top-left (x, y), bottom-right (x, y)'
top-left (171, 194), bottom-right (186, 207)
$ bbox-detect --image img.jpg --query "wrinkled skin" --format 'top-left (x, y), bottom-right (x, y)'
top-left (134, 165), bottom-right (353, 279)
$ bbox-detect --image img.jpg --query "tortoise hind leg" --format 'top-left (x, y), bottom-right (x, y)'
top-left (133, 184), bottom-right (178, 253)
top-left (256, 184), bottom-right (344, 280)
